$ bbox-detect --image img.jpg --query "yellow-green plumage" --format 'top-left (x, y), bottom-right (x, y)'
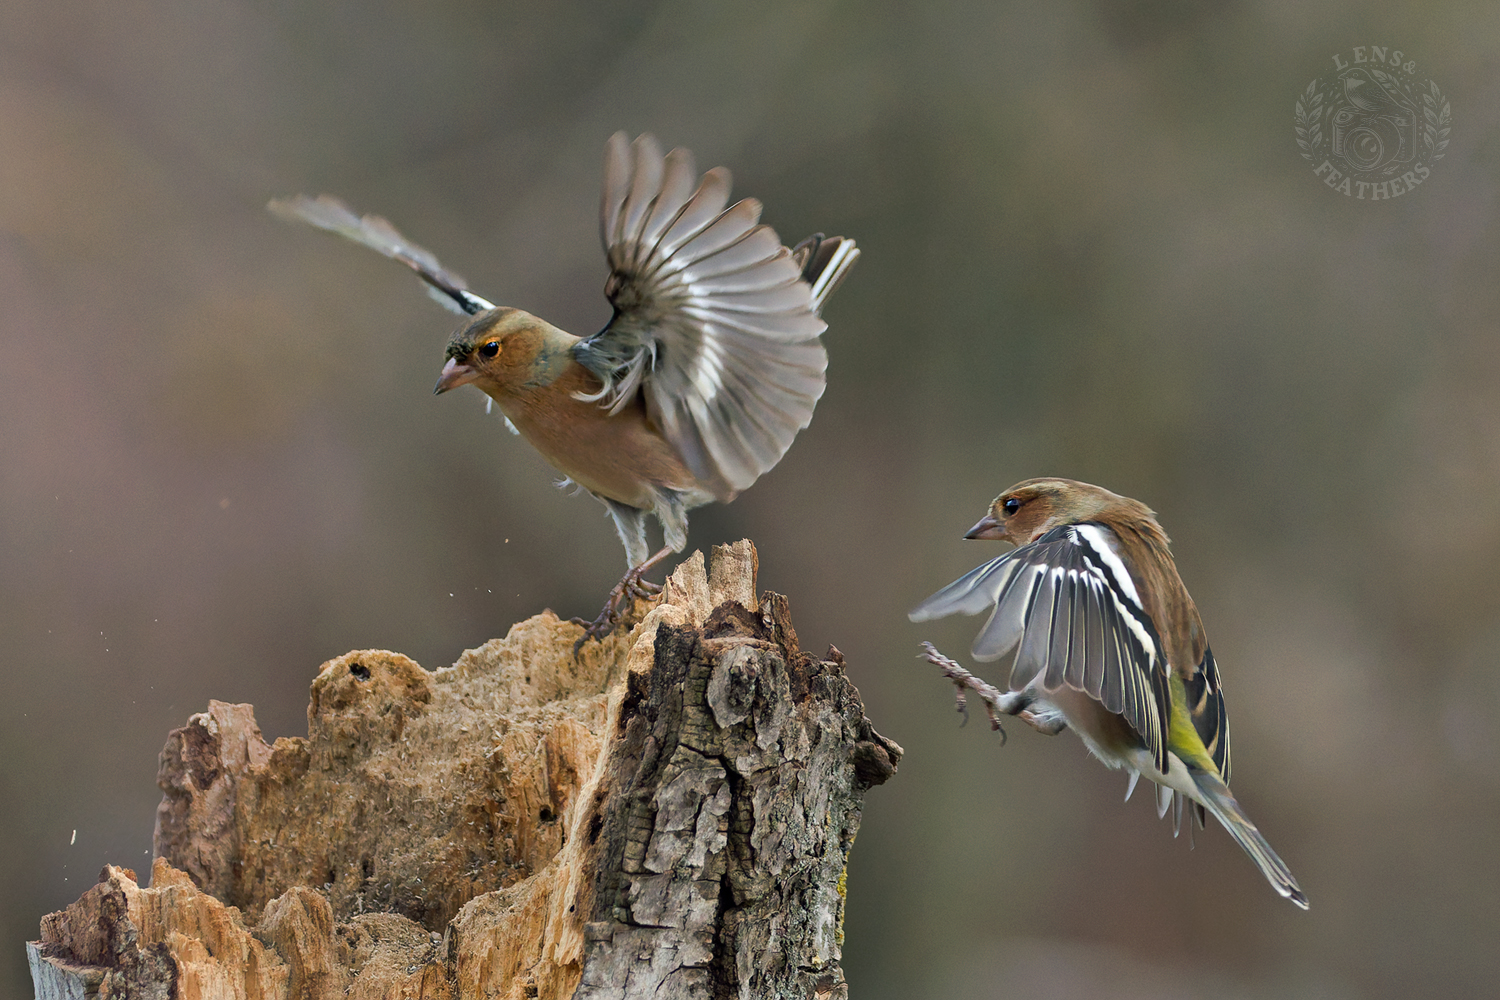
top-left (1167, 674), bottom-right (1219, 773)
top-left (911, 478), bottom-right (1307, 909)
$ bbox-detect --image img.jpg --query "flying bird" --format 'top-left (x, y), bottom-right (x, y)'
top-left (272, 132), bottom-right (858, 640)
top-left (910, 478), bottom-right (1307, 908)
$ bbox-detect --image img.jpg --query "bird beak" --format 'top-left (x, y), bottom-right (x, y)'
top-left (964, 514), bottom-right (1006, 540)
top-left (434, 358), bottom-right (477, 395)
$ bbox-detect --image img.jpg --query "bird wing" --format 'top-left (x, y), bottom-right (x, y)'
top-left (1183, 644), bottom-right (1231, 783)
top-left (572, 132), bottom-right (859, 502)
top-left (268, 194), bottom-right (496, 317)
top-left (910, 523), bottom-right (1172, 773)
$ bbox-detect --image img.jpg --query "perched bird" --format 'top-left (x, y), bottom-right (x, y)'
top-left (910, 478), bottom-right (1307, 909)
top-left (271, 132), bottom-right (858, 638)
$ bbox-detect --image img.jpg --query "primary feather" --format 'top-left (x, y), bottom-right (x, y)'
top-left (911, 478), bottom-right (1306, 909)
top-left (271, 133), bottom-right (858, 579)
top-left (575, 132), bottom-right (859, 502)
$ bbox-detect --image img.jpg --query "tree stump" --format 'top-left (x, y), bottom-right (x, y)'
top-left (28, 541), bottom-right (901, 999)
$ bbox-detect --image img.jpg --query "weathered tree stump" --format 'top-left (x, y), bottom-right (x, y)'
top-left (28, 541), bottom-right (901, 999)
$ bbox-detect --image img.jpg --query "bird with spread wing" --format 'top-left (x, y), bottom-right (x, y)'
top-left (911, 478), bottom-right (1307, 909)
top-left (272, 133), bottom-right (858, 642)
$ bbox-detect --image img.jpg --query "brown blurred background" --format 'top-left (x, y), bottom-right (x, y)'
top-left (3, 2), bottom-right (1498, 997)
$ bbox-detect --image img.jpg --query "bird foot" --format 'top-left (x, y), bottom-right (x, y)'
top-left (919, 642), bottom-right (1012, 743)
top-left (1014, 706), bottom-right (1068, 736)
top-left (917, 642), bottom-right (1070, 743)
top-left (627, 574), bottom-right (662, 599)
top-left (570, 564), bottom-right (662, 654)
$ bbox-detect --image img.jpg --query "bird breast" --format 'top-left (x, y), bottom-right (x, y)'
top-left (1039, 685), bottom-right (1147, 768)
top-left (487, 371), bottom-right (702, 510)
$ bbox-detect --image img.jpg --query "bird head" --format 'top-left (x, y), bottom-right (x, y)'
top-left (965, 478), bottom-right (1148, 547)
top-left (434, 307), bottom-right (565, 395)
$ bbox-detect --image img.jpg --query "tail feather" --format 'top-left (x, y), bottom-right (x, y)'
top-left (1194, 771), bottom-right (1309, 909)
top-left (793, 234), bottom-right (860, 313)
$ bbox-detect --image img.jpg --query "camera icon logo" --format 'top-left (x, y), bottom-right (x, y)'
top-left (1329, 69), bottom-right (1420, 173)
top-left (1294, 46), bottom-right (1450, 201)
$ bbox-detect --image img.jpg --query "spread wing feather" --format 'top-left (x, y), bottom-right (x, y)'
top-left (909, 524), bottom-right (1172, 773)
top-left (576, 132), bottom-right (859, 500)
top-left (267, 194), bottom-right (495, 316)
top-left (909, 553), bottom-right (1026, 621)
top-left (686, 252), bottom-right (801, 294)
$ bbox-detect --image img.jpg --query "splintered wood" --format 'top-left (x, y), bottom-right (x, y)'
top-left (30, 541), bottom-right (900, 1000)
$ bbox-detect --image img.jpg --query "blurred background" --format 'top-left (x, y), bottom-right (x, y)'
top-left (3, 1), bottom-right (1498, 997)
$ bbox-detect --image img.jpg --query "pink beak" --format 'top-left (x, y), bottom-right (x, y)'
top-left (964, 514), bottom-right (1006, 540)
top-left (434, 358), bottom-right (478, 395)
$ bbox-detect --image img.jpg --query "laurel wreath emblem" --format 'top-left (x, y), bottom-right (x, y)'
top-left (1294, 58), bottom-right (1452, 190)
top-left (1294, 80), bottom-right (1326, 162)
top-left (1423, 81), bottom-right (1451, 161)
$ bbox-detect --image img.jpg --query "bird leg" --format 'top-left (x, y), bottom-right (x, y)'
top-left (571, 546), bottom-right (674, 653)
top-left (918, 642), bottom-right (1070, 742)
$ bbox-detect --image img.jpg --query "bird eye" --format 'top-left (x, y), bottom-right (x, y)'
top-left (479, 341), bottom-right (500, 358)
top-left (1002, 498), bottom-right (1021, 515)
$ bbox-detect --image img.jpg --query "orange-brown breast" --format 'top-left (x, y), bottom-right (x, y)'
top-left (486, 362), bottom-right (701, 509)
top-left (1049, 686), bottom-right (1145, 755)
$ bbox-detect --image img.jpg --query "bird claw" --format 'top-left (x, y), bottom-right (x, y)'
top-left (626, 575), bottom-right (662, 600)
top-left (919, 642), bottom-right (1008, 744)
top-left (571, 564), bottom-right (660, 655)
top-left (570, 615), bottom-right (614, 656)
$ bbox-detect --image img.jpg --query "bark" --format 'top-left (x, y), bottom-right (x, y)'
top-left (29, 541), bottom-right (901, 999)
